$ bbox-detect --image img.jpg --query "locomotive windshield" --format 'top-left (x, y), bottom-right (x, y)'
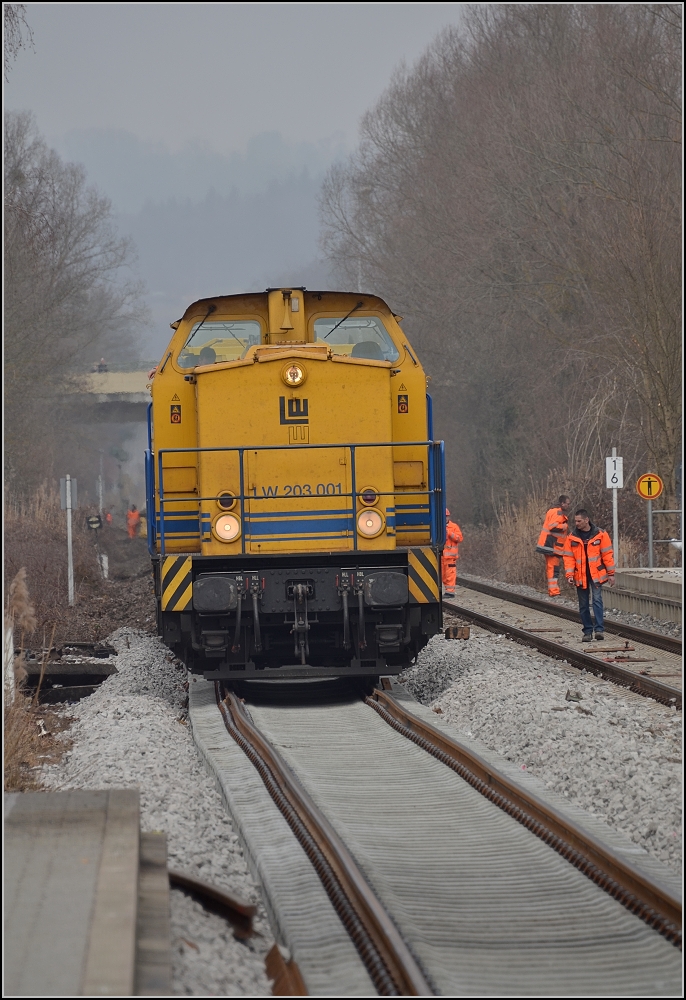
top-left (178, 320), bottom-right (262, 367)
top-left (315, 316), bottom-right (400, 362)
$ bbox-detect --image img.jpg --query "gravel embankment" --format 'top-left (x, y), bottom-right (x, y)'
top-left (41, 628), bottom-right (273, 997)
top-left (459, 571), bottom-right (682, 639)
top-left (400, 626), bottom-right (682, 875)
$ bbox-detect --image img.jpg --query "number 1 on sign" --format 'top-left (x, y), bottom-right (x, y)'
top-left (605, 456), bottom-right (624, 489)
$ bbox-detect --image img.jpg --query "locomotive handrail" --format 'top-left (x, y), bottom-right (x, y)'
top-left (151, 440), bottom-right (445, 554)
top-left (145, 403), bottom-right (155, 552)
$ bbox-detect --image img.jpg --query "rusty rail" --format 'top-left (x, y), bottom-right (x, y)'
top-left (367, 688), bottom-right (682, 948)
top-left (168, 868), bottom-right (256, 938)
top-left (217, 685), bottom-right (433, 997)
top-left (443, 598), bottom-right (681, 709)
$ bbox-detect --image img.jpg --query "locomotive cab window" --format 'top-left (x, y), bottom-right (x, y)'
top-left (178, 320), bottom-right (262, 368)
top-left (314, 316), bottom-right (400, 362)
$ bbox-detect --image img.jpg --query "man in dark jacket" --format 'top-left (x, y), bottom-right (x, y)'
top-left (562, 509), bottom-right (615, 641)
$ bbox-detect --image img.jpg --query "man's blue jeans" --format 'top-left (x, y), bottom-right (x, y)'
top-left (576, 580), bottom-right (604, 634)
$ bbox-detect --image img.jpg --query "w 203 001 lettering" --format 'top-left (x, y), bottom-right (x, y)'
top-left (252, 483), bottom-right (343, 497)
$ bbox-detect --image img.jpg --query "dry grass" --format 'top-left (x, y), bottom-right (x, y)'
top-left (4, 554), bottom-right (73, 792)
top-left (5, 483), bottom-right (103, 646)
top-left (4, 694), bottom-right (73, 792)
top-left (493, 495), bottom-right (548, 589)
top-left (459, 468), bottom-right (660, 589)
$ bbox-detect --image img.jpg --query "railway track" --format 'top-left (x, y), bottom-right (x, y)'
top-left (456, 576), bottom-right (682, 654)
top-left (444, 583), bottom-right (682, 710)
top-left (205, 678), bottom-right (681, 996)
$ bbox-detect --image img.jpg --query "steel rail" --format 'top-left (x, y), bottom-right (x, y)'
top-left (367, 689), bottom-right (682, 948)
top-left (168, 869), bottom-right (256, 938)
top-left (443, 598), bottom-right (681, 709)
top-left (216, 685), bottom-right (433, 997)
top-left (455, 577), bottom-right (681, 655)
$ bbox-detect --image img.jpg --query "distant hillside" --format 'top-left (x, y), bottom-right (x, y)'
top-left (55, 128), bottom-right (342, 356)
top-left (58, 128), bottom-right (346, 212)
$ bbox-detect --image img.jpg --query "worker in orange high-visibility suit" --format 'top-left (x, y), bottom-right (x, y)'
top-left (442, 509), bottom-right (463, 597)
top-left (536, 494), bottom-right (570, 596)
top-left (562, 508), bottom-right (615, 641)
top-left (126, 505), bottom-right (141, 539)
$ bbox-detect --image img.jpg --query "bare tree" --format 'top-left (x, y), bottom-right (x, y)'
top-left (4, 112), bottom-right (148, 493)
top-left (4, 3), bottom-right (33, 81)
top-left (320, 4), bottom-right (681, 523)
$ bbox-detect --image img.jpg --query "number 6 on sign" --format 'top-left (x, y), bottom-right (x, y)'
top-left (605, 456), bottom-right (623, 489)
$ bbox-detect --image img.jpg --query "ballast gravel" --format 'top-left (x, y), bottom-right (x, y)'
top-left (41, 627), bottom-right (273, 997)
top-left (400, 627), bottom-right (682, 876)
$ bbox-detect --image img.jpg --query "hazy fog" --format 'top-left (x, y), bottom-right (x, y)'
top-left (7, 3), bottom-right (464, 359)
top-left (68, 129), bottom-right (345, 348)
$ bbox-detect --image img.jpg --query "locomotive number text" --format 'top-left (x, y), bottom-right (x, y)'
top-left (252, 483), bottom-right (343, 497)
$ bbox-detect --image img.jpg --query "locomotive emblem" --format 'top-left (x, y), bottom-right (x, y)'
top-left (281, 363), bottom-right (306, 387)
top-left (279, 397), bottom-right (309, 425)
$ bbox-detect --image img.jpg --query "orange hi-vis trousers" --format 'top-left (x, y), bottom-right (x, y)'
top-left (442, 558), bottom-right (457, 594)
top-left (545, 554), bottom-right (562, 596)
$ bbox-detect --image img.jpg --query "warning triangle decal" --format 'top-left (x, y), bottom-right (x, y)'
top-left (398, 383), bottom-right (407, 391)
top-left (172, 393), bottom-right (180, 401)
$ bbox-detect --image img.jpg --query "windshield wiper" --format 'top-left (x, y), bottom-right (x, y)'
top-left (186, 303), bottom-right (217, 347)
top-left (223, 323), bottom-right (246, 348)
top-left (323, 301), bottom-right (364, 340)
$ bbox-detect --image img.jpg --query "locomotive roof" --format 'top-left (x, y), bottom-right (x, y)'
top-left (177, 288), bottom-right (397, 323)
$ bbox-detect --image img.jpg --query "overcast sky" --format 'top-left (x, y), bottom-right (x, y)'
top-left (7, 3), bottom-right (464, 156)
top-left (6, 3), bottom-right (465, 354)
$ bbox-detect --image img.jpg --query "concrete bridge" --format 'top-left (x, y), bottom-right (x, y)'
top-left (70, 371), bottom-right (151, 422)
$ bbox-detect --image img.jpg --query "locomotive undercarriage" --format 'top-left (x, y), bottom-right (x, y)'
top-left (155, 553), bottom-right (441, 680)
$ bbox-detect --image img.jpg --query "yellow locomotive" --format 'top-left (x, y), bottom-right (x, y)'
top-left (146, 288), bottom-right (445, 681)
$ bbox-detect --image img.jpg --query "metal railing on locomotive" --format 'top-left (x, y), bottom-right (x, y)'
top-left (148, 440), bottom-right (446, 555)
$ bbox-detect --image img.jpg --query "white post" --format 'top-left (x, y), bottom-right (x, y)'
top-left (612, 446), bottom-right (619, 568)
top-left (66, 474), bottom-right (75, 606)
top-left (647, 499), bottom-right (654, 568)
top-left (98, 450), bottom-right (104, 514)
top-left (4, 620), bottom-right (15, 706)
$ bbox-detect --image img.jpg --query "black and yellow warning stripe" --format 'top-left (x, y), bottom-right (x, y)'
top-left (161, 555), bottom-right (193, 611)
top-left (408, 547), bottom-right (440, 603)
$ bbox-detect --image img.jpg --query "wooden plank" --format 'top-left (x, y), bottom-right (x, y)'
top-left (135, 832), bottom-right (172, 996)
top-left (81, 789), bottom-right (140, 996)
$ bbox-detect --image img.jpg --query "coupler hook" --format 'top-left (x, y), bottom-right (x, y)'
top-left (357, 586), bottom-right (367, 651)
top-left (231, 584), bottom-right (243, 653)
top-left (337, 573), bottom-right (351, 650)
top-left (250, 576), bottom-right (263, 653)
top-left (292, 583), bottom-right (311, 665)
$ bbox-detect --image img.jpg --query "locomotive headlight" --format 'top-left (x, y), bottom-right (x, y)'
top-left (216, 491), bottom-right (236, 511)
top-left (360, 486), bottom-right (379, 506)
top-left (357, 509), bottom-right (385, 538)
top-left (213, 514), bottom-right (241, 542)
top-left (281, 363), bottom-right (306, 387)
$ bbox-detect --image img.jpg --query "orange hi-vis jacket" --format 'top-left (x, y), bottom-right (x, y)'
top-left (444, 521), bottom-right (463, 561)
top-left (562, 525), bottom-right (615, 587)
top-left (126, 509), bottom-right (141, 537)
top-left (536, 507), bottom-right (568, 557)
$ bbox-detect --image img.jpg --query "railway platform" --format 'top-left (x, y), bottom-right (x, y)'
top-left (4, 788), bottom-right (171, 997)
top-left (613, 568), bottom-right (682, 625)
